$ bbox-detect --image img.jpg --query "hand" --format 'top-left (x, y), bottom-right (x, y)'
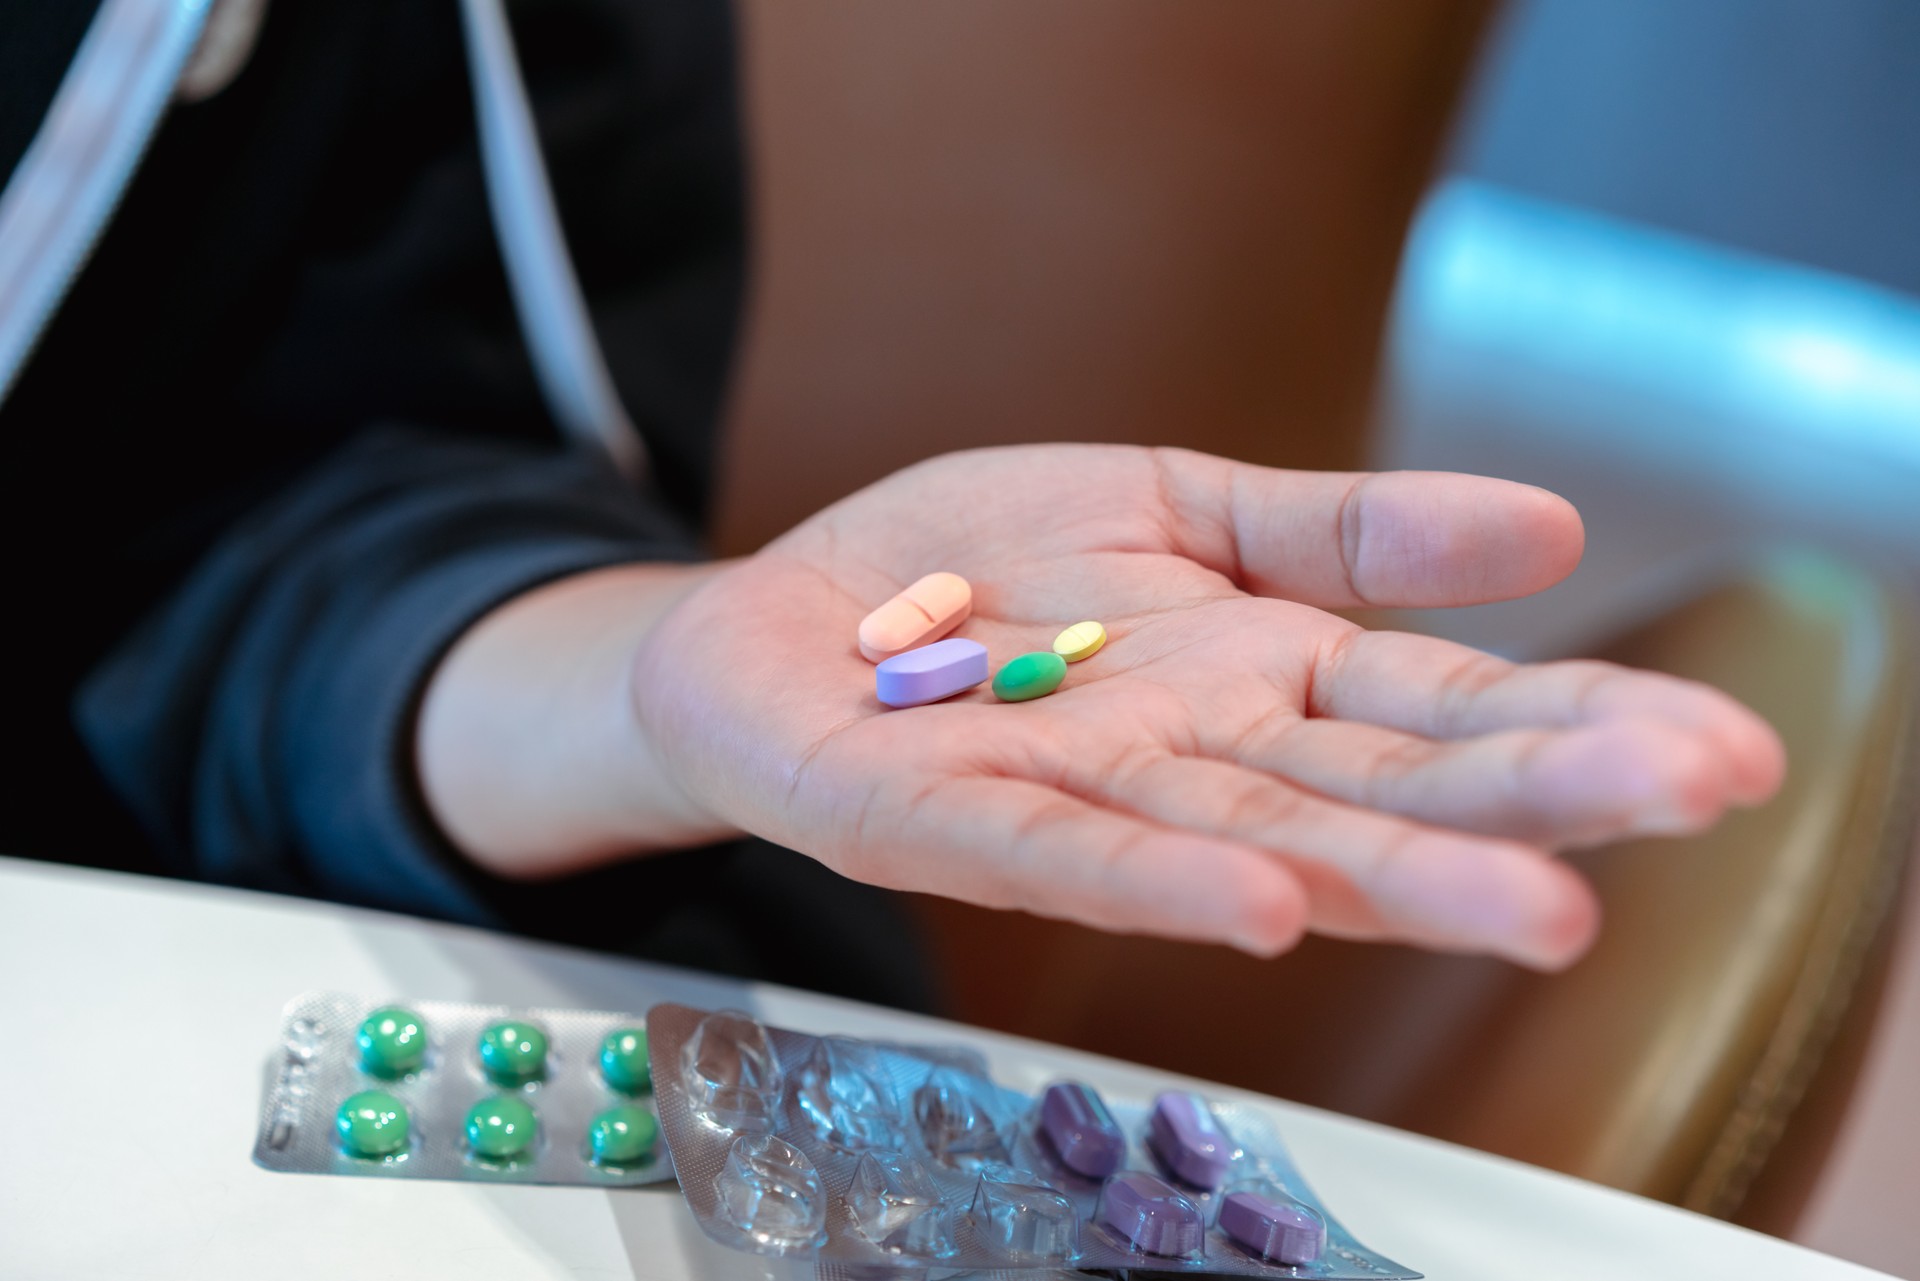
top-left (418, 445), bottom-right (1782, 968)
top-left (622, 446), bottom-right (1782, 969)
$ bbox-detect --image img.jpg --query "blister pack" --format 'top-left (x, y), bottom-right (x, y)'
top-left (253, 991), bottom-right (671, 1186)
top-left (646, 1002), bottom-right (1419, 1278)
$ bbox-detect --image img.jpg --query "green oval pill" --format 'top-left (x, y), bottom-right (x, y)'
top-left (356, 1005), bottom-right (427, 1078)
top-left (588, 1104), bottom-right (658, 1166)
top-left (992, 650), bottom-right (1068, 702)
top-left (478, 1020), bottom-right (549, 1085)
top-left (465, 1095), bottom-right (539, 1160)
top-left (336, 1089), bottom-right (409, 1157)
top-left (599, 1027), bottom-right (651, 1094)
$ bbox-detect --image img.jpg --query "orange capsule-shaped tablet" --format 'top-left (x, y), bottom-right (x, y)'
top-left (857, 572), bottom-right (972, 662)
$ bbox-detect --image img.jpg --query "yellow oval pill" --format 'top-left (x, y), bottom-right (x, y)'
top-left (1052, 621), bottom-right (1106, 663)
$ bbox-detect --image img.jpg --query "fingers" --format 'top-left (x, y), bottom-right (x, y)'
top-left (1308, 630), bottom-right (1787, 804)
top-left (1087, 753), bottom-right (1599, 969)
top-left (1232, 714), bottom-right (1741, 847)
top-left (1151, 448), bottom-right (1585, 609)
top-left (859, 774), bottom-right (1310, 956)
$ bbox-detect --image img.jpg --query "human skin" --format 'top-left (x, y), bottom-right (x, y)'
top-left (415, 446), bottom-right (1784, 969)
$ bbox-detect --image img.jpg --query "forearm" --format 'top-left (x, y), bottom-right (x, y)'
top-left (415, 560), bottom-right (744, 878)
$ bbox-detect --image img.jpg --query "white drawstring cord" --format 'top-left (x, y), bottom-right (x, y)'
top-left (0, 0), bottom-right (214, 406)
top-left (457, 0), bottom-right (646, 479)
top-left (0, 0), bottom-right (643, 480)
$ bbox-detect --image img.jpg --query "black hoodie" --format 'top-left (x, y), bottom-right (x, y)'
top-left (0, 0), bottom-right (935, 1009)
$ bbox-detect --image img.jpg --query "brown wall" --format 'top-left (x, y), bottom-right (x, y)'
top-left (716, 0), bottom-right (1494, 554)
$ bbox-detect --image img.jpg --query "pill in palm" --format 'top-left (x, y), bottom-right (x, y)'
top-left (858, 572), bottom-right (972, 662)
top-left (876, 637), bottom-right (989, 708)
top-left (1052, 621), bottom-right (1106, 662)
top-left (992, 651), bottom-right (1067, 702)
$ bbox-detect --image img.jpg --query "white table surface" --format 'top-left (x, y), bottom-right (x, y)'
top-left (0, 856), bottom-right (1894, 1281)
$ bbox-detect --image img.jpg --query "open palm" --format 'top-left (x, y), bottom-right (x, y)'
top-left (635, 446), bottom-right (1781, 968)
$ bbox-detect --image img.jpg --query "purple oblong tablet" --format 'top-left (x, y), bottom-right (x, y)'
top-left (1147, 1091), bottom-right (1233, 1190)
top-left (875, 637), bottom-right (989, 708)
top-left (1038, 1081), bottom-right (1127, 1179)
top-left (1218, 1189), bottom-right (1326, 1265)
top-left (1094, 1170), bottom-right (1203, 1257)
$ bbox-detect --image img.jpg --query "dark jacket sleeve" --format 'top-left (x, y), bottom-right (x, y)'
top-left (74, 426), bottom-right (700, 921)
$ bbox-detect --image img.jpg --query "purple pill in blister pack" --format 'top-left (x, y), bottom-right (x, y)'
top-left (641, 1002), bottom-right (1421, 1280)
top-left (1038, 1081), bottom-right (1127, 1179)
top-left (1149, 1089), bottom-right (1236, 1190)
top-left (1095, 1168), bottom-right (1205, 1257)
top-left (1219, 1186), bottom-right (1328, 1265)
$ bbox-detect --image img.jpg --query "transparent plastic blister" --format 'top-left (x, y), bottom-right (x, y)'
top-left (646, 1002), bottom-right (1419, 1278)
top-left (252, 991), bottom-right (672, 1186)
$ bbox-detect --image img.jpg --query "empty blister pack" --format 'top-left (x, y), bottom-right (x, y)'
top-left (646, 1002), bottom-right (1418, 1278)
top-left (253, 991), bottom-right (671, 1186)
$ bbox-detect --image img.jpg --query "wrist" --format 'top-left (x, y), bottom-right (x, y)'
top-left (415, 560), bottom-right (742, 879)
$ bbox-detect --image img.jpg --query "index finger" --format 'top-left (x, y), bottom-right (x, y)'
top-left (1151, 448), bottom-right (1585, 610)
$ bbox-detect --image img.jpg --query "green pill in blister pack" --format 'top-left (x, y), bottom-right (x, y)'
top-left (600, 1027), bottom-right (651, 1094)
top-left (588, 1104), bottom-right (658, 1167)
top-left (336, 1089), bottom-right (410, 1158)
top-left (466, 1096), bottom-right (539, 1161)
top-left (356, 1005), bottom-right (428, 1078)
top-left (478, 1020), bottom-right (549, 1086)
top-left (254, 992), bottom-right (670, 1187)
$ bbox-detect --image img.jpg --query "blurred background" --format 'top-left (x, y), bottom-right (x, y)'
top-left (716, 1), bottom-right (1920, 1273)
